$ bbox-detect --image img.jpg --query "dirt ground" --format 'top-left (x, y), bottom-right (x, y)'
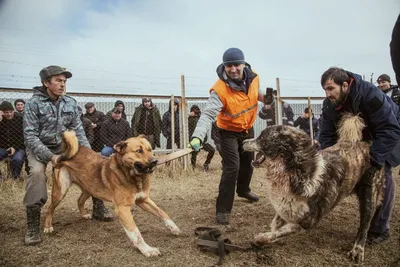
top-left (1, 153), bottom-right (400, 267)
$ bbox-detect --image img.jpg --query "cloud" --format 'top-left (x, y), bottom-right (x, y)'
top-left (0, 0), bottom-right (399, 97)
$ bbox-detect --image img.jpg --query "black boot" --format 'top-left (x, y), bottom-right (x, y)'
top-left (25, 206), bottom-right (42, 246)
top-left (92, 197), bottom-right (114, 221)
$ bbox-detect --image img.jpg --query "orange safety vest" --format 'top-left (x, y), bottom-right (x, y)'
top-left (211, 75), bottom-right (259, 132)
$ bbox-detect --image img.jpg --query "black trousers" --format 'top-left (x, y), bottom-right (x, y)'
top-left (191, 142), bottom-right (215, 167)
top-left (216, 127), bottom-right (254, 214)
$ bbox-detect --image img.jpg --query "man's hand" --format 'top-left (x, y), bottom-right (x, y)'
top-left (7, 147), bottom-right (15, 156)
top-left (51, 154), bottom-right (61, 167)
top-left (92, 123), bottom-right (97, 128)
top-left (188, 138), bottom-right (201, 152)
top-left (264, 105), bottom-right (272, 110)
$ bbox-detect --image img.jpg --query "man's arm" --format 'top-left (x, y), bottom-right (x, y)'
top-left (363, 87), bottom-right (400, 167)
top-left (293, 116), bottom-right (302, 127)
top-left (318, 100), bottom-right (338, 149)
top-left (390, 14), bottom-right (400, 85)
top-left (23, 100), bottom-right (54, 162)
top-left (284, 103), bottom-right (294, 126)
top-left (191, 90), bottom-right (223, 142)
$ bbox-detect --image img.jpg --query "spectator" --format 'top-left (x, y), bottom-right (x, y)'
top-left (131, 97), bottom-right (162, 149)
top-left (293, 107), bottom-right (319, 139)
top-left (188, 104), bottom-right (215, 172)
top-left (376, 74), bottom-right (399, 105)
top-left (162, 99), bottom-right (180, 149)
top-left (84, 102), bottom-right (106, 152)
top-left (100, 107), bottom-right (131, 157)
top-left (0, 101), bottom-right (25, 179)
top-left (258, 90), bottom-right (294, 126)
top-left (14, 99), bottom-right (25, 116)
top-left (77, 106), bottom-right (94, 145)
top-left (106, 100), bottom-right (127, 121)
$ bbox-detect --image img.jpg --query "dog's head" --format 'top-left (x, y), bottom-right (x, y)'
top-left (113, 136), bottom-right (158, 175)
top-left (243, 125), bottom-right (316, 169)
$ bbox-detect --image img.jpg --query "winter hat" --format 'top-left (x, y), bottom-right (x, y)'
top-left (222, 48), bottom-right (245, 65)
top-left (377, 74), bottom-right (391, 83)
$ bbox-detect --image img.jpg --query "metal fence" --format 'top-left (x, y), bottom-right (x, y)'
top-left (0, 87), bottom-right (324, 177)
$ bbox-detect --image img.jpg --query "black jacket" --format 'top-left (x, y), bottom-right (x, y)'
top-left (319, 71), bottom-right (400, 168)
top-left (100, 118), bottom-right (131, 147)
top-left (0, 115), bottom-right (24, 150)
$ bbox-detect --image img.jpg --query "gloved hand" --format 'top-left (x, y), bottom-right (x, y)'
top-left (188, 137), bottom-right (201, 152)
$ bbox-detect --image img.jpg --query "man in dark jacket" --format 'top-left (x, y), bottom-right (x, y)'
top-left (23, 66), bottom-right (114, 246)
top-left (106, 100), bottom-right (127, 121)
top-left (188, 105), bottom-right (215, 172)
top-left (77, 106), bottom-right (94, 145)
top-left (0, 101), bottom-right (25, 179)
top-left (258, 90), bottom-right (294, 126)
top-left (100, 107), bottom-right (131, 157)
top-left (293, 107), bottom-right (319, 139)
top-left (162, 99), bottom-right (180, 149)
top-left (376, 74), bottom-right (399, 105)
top-left (131, 97), bottom-right (162, 149)
top-left (319, 67), bottom-right (400, 245)
top-left (84, 102), bottom-right (106, 152)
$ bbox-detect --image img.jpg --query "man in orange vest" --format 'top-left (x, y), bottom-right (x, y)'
top-left (189, 47), bottom-right (265, 225)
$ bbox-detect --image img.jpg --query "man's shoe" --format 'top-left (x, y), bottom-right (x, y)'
top-left (237, 191), bottom-right (259, 202)
top-left (216, 213), bottom-right (230, 225)
top-left (203, 164), bottom-right (209, 173)
top-left (25, 206), bottom-right (42, 246)
top-left (92, 197), bottom-right (114, 222)
top-left (367, 230), bottom-right (390, 245)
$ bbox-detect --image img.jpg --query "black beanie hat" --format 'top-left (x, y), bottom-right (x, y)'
top-left (222, 47), bottom-right (245, 65)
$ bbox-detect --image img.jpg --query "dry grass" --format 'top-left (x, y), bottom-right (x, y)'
top-left (0, 154), bottom-right (400, 267)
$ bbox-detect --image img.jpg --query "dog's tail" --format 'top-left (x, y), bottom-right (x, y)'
top-left (59, 130), bottom-right (79, 161)
top-left (337, 113), bottom-right (366, 143)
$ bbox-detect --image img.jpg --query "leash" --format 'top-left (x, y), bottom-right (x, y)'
top-left (194, 227), bottom-right (261, 266)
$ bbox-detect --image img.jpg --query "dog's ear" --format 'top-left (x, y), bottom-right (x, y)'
top-left (137, 134), bottom-right (146, 139)
top-left (113, 141), bottom-right (128, 154)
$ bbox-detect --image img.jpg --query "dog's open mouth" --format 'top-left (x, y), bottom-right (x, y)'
top-left (134, 162), bottom-right (156, 174)
top-left (252, 152), bottom-right (266, 168)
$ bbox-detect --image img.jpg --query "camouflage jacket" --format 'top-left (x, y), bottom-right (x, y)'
top-left (24, 86), bottom-right (90, 162)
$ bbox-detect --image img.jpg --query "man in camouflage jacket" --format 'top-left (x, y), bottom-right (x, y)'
top-left (23, 66), bottom-right (113, 246)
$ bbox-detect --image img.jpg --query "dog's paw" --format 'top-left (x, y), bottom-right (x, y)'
top-left (139, 245), bottom-right (161, 257)
top-left (43, 227), bottom-right (54, 234)
top-left (83, 214), bottom-right (92, 220)
top-left (170, 227), bottom-right (181, 236)
top-left (254, 232), bottom-right (277, 244)
top-left (164, 219), bottom-right (180, 236)
top-left (347, 244), bottom-right (364, 263)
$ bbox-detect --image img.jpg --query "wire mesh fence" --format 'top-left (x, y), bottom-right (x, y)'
top-left (0, 87), bottom-right (325, 177)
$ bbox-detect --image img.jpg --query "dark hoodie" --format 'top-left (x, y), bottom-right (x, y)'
top-left (106, 100), bottom-right (127, 120)
top-left (162, 99), bottom-right (180, 138)
top-left (215, 63), bottom-right (257, 95)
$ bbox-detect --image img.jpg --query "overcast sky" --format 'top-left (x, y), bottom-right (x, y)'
top-left (0, 0), bottom-right (398, 97)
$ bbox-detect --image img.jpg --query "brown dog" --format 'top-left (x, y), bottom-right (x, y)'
top-left (44, 131), bottom-right (180, 257)
top-left (242, 114), bottom-right (384, 263)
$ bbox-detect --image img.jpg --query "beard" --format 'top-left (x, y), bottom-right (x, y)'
top-left (329, 87), bottom-right (347, 107)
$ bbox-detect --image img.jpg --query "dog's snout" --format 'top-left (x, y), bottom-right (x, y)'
top-left (151, 159), bottom-right (158, 166)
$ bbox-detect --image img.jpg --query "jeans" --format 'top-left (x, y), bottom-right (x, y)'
top-left (368, 164), bottom-right (396, 234)
top-left (0, 148), bottom-right (25, 179)
top-left (101, 146), bottom-right (114, 157)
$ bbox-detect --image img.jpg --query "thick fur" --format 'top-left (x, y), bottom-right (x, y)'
top-left (44, 131), bottom-right (180, 257)
top-left (242, 113), bottom-right (384, 263)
